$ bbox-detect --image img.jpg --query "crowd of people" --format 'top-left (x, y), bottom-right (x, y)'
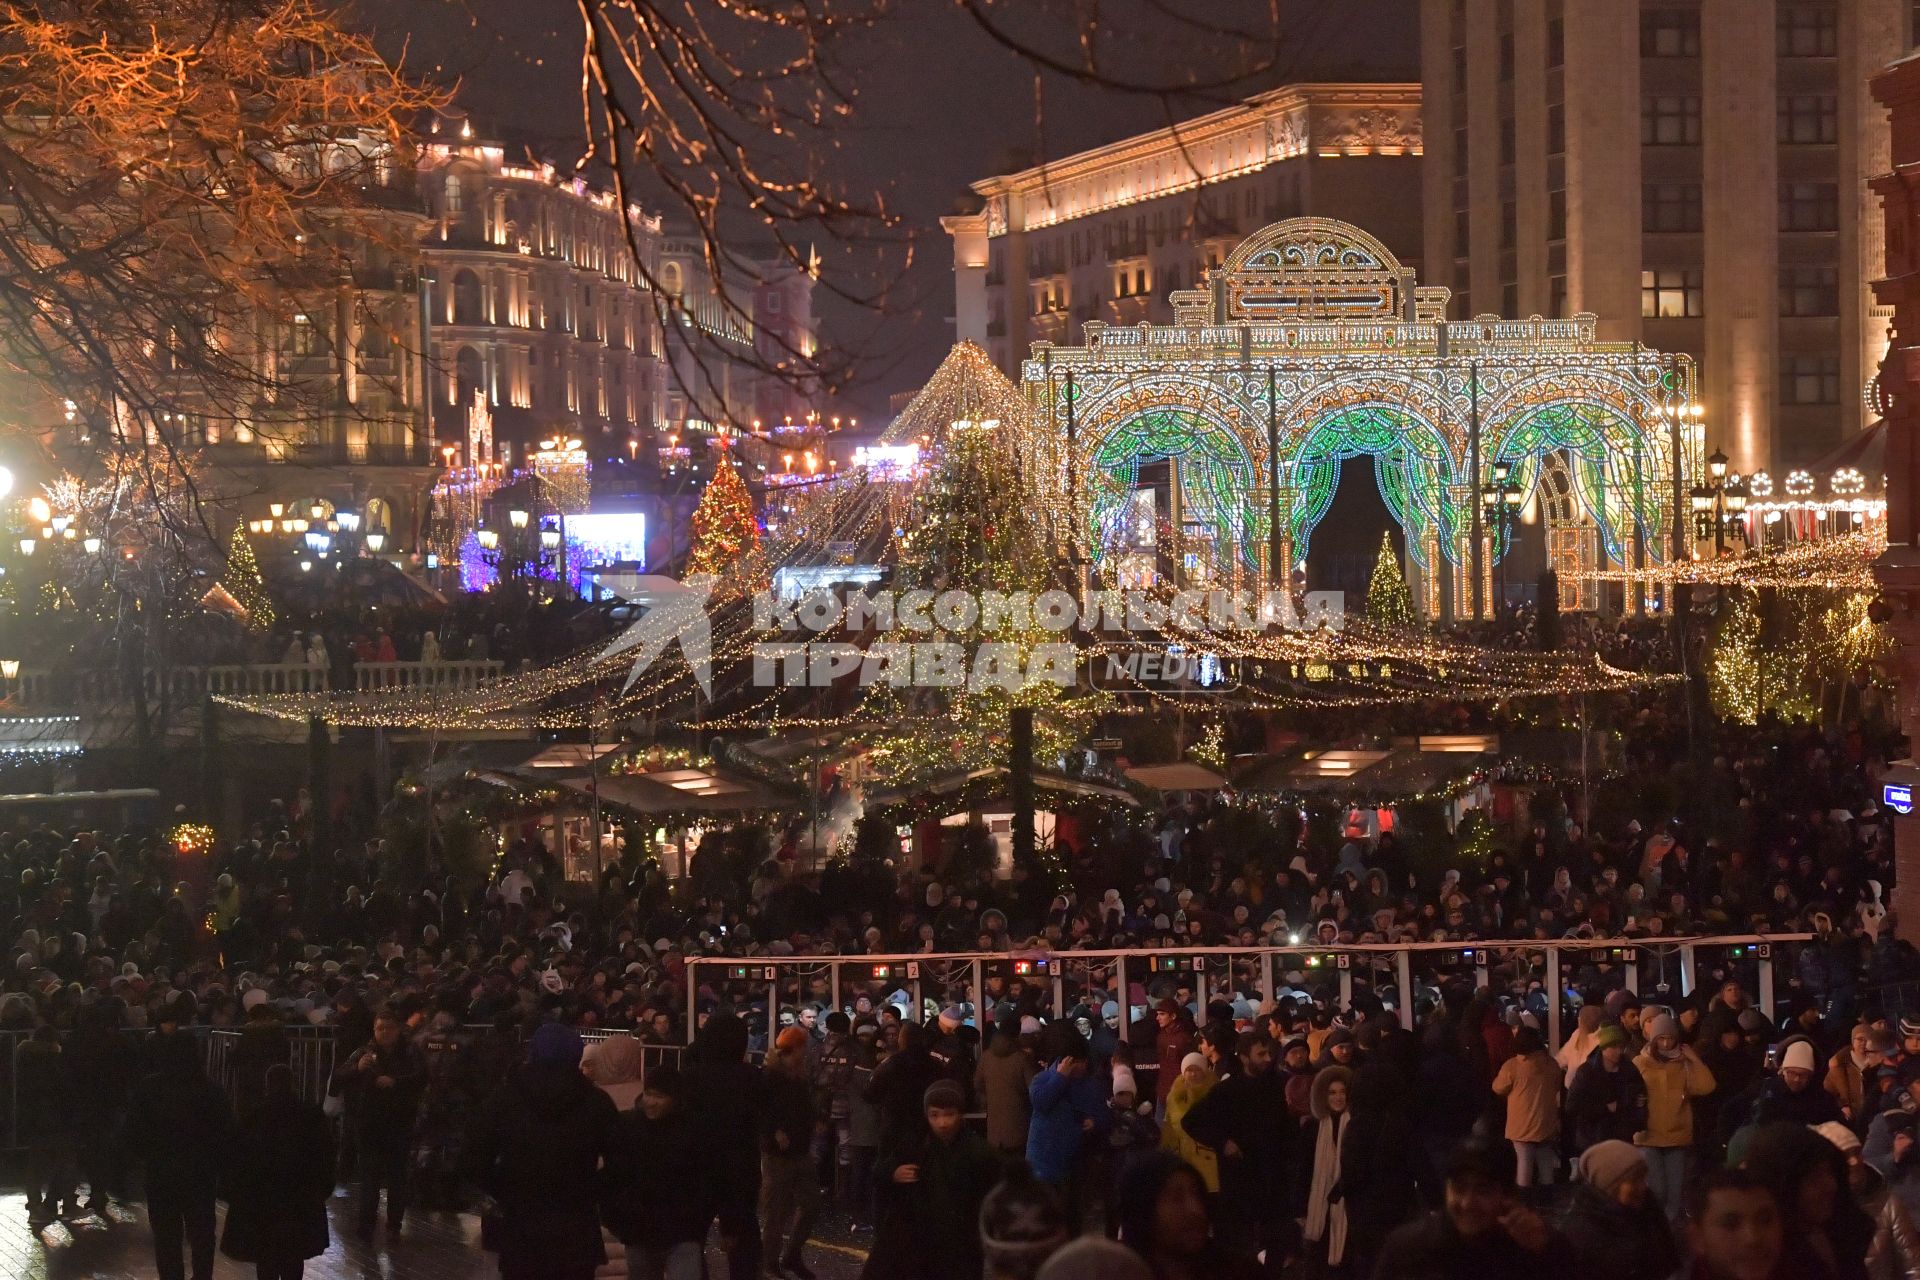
top-left (0, 605), bottom-right (1906, 1279)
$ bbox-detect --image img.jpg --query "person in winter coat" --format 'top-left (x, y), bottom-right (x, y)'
top-left (1335, 1062), bottom-right (1419, 1280)
top-left (64, 1000), bottom-right (136, 1213)
top-left (334, 1007), bottom-right (426, 1239)
top-left (1103, 1067), bottom-right (1161, 1236)
top-left (1866, 1108), bottom-right (1920, 1220)
top-left (687, 1012), bottom-right (767, 1280)
top-left (221, 1064), bottom-right (334, 1280)
top-left (1373, 1138), bottom-right (1574, 1280)
top-left (585, 1032), bottom-right (646, 1111)
top-left (1697, 1010), bottom-right (1768, 1155)
top-left (464, 1023), bottom-right (620, 1280)
top-left (1739, 1120), bottom-right (1875, 1280)
top-left (123, 1029), bottom-right (232, 1280)
top-left (863, 1079), bottom-right (1004, 1280)
top-left (1566, 1025), bottom-right (1648, 1152)
top-left (1557, 1141), bottom-right (1679, 1280)
top-left (761, 1030), bottom-right (822, 1278)
top-left (603, 1064), bottom-right (714, 1280)
top-left (1750, 1036), bottom-right (1847, 1129)
top-left (1115, 1150), bottom-right (1263, 1280)
top-left (1633, 1013), bottom-right (1716, 1219)
top-left (867, 1021), bottom-right (942, 1147)
top-left (1154, 999), bottom-right (1198, 1112)
top-left (1181, 1032), bottom-right (1291, 1273)
top-left (1558, 1005), bottom-right (1606, 1087)
top-left (977, 1012), bottom-right (1037, 1154)
top-left (1830, 1024), bottom-right (1893, 1124)
top-left (1300, 1064), bottom-right (1354, 1274)
top-left (16, 1024), bottom-right (74, 1227)
top-left (1812, 1120), bottom-right (1920, 1280)
top-left (1028, 1030), bottom-right (1109, 1227)
top-left (1161, 1053), bottom-right (1220, 1194)
top-left (1491, 1027), bottom-right (1563, 1190)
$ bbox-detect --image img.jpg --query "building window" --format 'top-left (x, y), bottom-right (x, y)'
top-left (443, 173), bottom-right (464, 216)
top-left (1781, 353), bottom-right (1841, 403)
top-left (1547, 18), bottom-right (1565, 68)
top-left (1641, 9), bottom-right (1702, 56)
top-left (1548, 102), bottom-right (1566, 155)
top-left (289, 313), bottom-right (317, 356)
top-left (1779, 182), bottom-right (1839, 231)
top-left (1453, 127), bottom-right (1469, 179)
top-left (1499, 31), bottom-right (1515, 81)
top-left (1501, 202), bottom-right (1517, 250)
top-left (1500, 117), bottom-right (1516, 167)
top-left (1502, 282), bottom-right (1519, 317)
top-left (1452, 44), bottom-right (1467, 86)
top-left (1455, 208), bottom-right (1471, 258)
top-left (1549, 189), bottom-right (1567, 242)
top-left (1641, 268), bottom-right (1703, 318)
top-left (1642, 96), bottom-right (1702, 146)
top-left (1778, 6), bottom-right (1839, 57)
top-left (1643, 183), bottom-right (1704, 232)
top-left (1779, 266), bottom-right (1840, 316)
top-left (1549, 274), bottom-right (1568, 317)
top-left (1777, 94), bottom-right (1838, 144)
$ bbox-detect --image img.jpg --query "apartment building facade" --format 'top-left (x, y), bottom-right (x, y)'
top-left (944, 83), bottom-right (1425, 377)
top-left (1421, 0), bottom-right (1908, 473)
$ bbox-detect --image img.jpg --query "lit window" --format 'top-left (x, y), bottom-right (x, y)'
top-left (1640, 268), bottom-right (1703, 318)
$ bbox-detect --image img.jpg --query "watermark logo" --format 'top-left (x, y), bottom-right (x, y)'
top-left (609, 581), bottom-right (1343, 692)
top-left (601, 575), bottom-right (714, 695)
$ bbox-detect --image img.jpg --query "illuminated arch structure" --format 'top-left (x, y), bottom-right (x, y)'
top-left (1023, 217), bottom-right (1697, 618)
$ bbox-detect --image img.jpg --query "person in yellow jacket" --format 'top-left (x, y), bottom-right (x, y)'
top-left (1160, 1052), bottom-right (1219, 1193)
top-left (1632, 1012), bottom-right (1714, 1220)
top-left (1491, 1025), bottom-right (1563, 1189)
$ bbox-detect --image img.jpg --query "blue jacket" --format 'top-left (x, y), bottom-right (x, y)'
top-left (1025, 1066), bottom-right (1107, 1184)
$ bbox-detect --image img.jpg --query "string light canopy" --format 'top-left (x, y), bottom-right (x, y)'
top-left (217, 338), bottom-right (1683, 734)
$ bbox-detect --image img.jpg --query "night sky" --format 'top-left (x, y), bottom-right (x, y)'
top-left (369, 0), bottom-right (1419, 423)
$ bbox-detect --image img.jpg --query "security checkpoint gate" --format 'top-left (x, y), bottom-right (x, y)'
top-left (686, 933), bottom-right (1812, 1053)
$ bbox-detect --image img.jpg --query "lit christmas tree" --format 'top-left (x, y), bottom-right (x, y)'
top-left (1364, 531), bottom-right (1418, 630)
top-left (223, 523), bottom-right (274, 634)
top-left (684, 450), bottom-right (760, 580)
top-left (862, 346), bottom-right (1098, 790)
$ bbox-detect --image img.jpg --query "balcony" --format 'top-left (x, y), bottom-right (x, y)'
top-left (298, 440), bottom-right (435, 468)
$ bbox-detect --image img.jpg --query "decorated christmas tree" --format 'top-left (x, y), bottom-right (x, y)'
top-left (684, 449), bottom-right (759, 580)
top-left (861, 344), bottom-right (1097, 789)
top-left (223, 523), bottom-right (274, 634)
top-left (1364, 531), bottom-right (1418, 630)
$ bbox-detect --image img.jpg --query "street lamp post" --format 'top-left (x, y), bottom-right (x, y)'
top-left (1480, 461), bottom-right (1522, 617)
top-left (1691, 448), bottom-right (1749, 556)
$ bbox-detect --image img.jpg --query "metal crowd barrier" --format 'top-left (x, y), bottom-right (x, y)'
top-left (688, 934), bottom-right (1819, 1057)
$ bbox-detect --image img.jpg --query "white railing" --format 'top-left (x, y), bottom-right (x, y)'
top-left (351, 659), bottom-right (504, 691)
top-left (14, 660), bottom-right (505, 708)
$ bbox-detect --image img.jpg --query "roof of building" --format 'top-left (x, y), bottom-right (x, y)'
top-left (957, 82), bottom-right (1421, 235)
